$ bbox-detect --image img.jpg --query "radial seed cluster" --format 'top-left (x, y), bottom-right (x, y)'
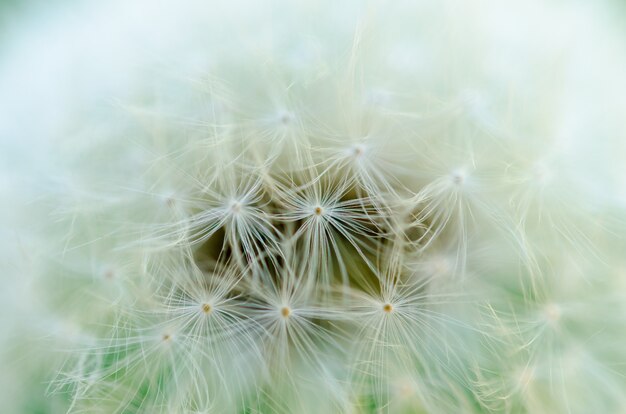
top-left (1, 1), bottom-right (625, 414)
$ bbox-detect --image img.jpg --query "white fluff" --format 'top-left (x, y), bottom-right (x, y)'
top-left (1, 0), bottom-right (625, 413)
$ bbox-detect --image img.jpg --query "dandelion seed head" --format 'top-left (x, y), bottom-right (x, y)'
top-left (351, 143), bottom-right (366, 159)
top-left (277, 110), bottom-right (295, 126)
top-left (532, 162), bottom-right (554, 187)
top-left (280, 306), bottom-right (291, 318)
top-left (450, 168), bottom-right (467, 186)
top-left (382, 303), bottom-right (394, 314)
top-left (229, 200), bottom-right (243, 214)
top-left (5, 1), bottom-right (625, 413)
top-left (392, 376), bottom-right (417, 398)
top-left (544, 303), bottom-right (561, 323)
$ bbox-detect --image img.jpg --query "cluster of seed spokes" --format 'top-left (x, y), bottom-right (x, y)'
top-left (171, 167), bottom-right (439, 356)
top-left (189, 173), bottom-right (397, 289)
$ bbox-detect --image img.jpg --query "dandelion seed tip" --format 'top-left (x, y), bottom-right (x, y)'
top-left (397, 381), bottom-right (414, 397)
top-left (280, 306), bottom-right (291, 318)
top-left (383, 303), bottom-right (394, 313)
top-left (230, 201), bottom-right (242, 213)
top-left (352, 144), bottom-right (366, 158)
top-left (279, 111), bottom-right (294, 125)
top-left (532, 163), bottom-right (553, 186)
top-left (162, 333), bottom-right (172, 342)
top-left (314, 206), bottom-right (323, 216)
top-left (450, 169), bottom-right (466, 185)
top-left (544, 303), bottom-right (561, 323)
top-left (201, 303), bottom-right (212, 314)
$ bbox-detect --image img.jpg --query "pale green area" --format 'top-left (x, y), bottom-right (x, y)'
top-left (0, 0), bottom-right (80, 44)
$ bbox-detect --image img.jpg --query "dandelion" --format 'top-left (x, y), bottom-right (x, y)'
top-left (1, 0), bottom-right (625, 413)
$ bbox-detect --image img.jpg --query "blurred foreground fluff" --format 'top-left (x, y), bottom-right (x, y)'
top-left (1, 0), bottom-right (626, 413)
